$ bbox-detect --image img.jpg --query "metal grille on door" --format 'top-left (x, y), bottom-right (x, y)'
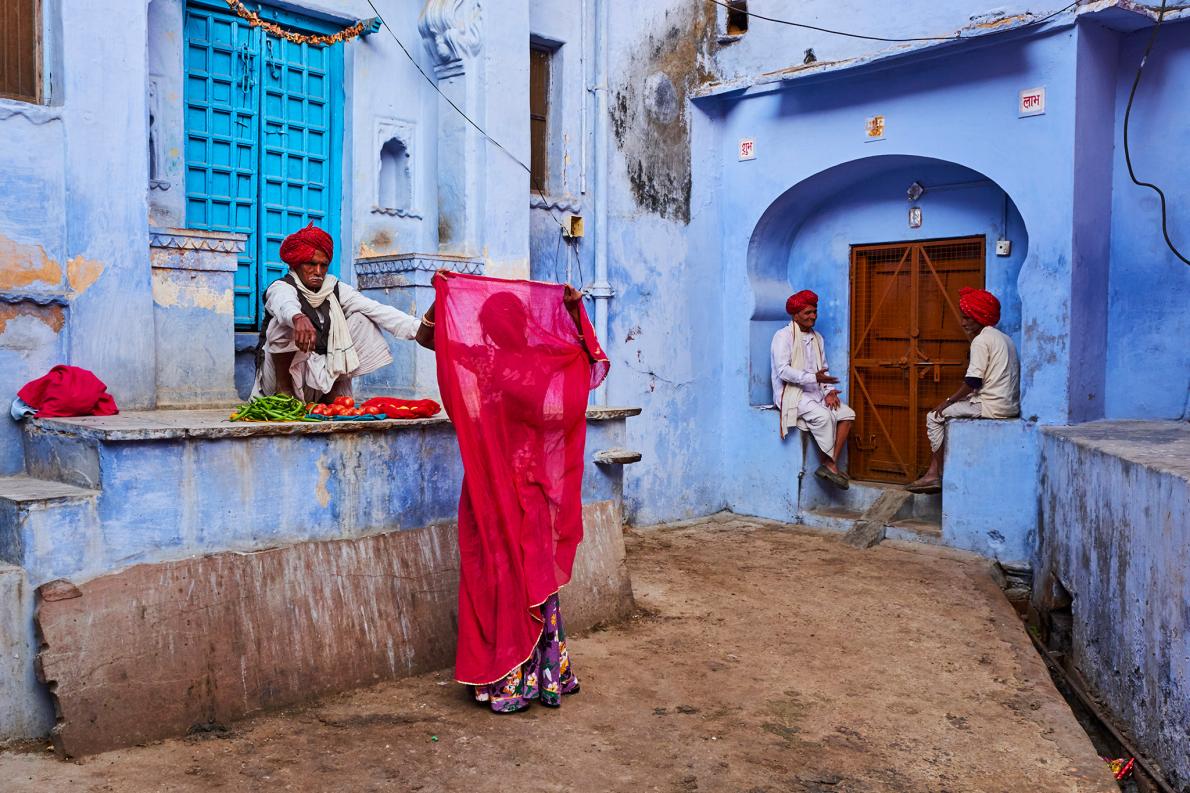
top-left (848, 238), bottom-right (986, 483)
top-left (184, 1), bottom-right (341, 328)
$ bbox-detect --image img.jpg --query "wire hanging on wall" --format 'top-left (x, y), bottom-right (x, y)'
top-left (363, 0), bottom-right (590, 290)
top-left (1122, 0), bottom-right (1190, 266)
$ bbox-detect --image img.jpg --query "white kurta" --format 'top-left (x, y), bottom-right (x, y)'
top-left (770, 324), bottom-right (856, 455)
top-left (252, 278), bottom-right (420, 401)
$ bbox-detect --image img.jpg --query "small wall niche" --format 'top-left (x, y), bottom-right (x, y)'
top-left (725, 1), bottom-right (749, 37)
top-left (379, 137), bottom-right (411, 211)
top-left (373, 118), bottom-right (420, 218)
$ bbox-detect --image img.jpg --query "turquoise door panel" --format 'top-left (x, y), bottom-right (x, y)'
top-left (184, 5), bottom-right (260, 325)
top-left (258, 32), bottom-right (340, 302)
top-left (184, 1), bottom-right (342, 329)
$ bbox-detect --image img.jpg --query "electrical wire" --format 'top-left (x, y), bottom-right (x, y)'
top-left (1122, 0), bottom-right (1190, 265)
top-left (707, 0), bottom-right (1079, 43)
top-left (363, 0), bottom-right (583, 282)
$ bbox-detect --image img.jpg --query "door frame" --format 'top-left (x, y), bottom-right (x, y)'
top-left (847, 235), bottom-right (986, 482)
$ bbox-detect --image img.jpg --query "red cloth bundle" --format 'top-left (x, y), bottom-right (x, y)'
top-left (17, 365), bottom-right (119, 418)
top-left (359, 397), bottom-right (441, 418)
top-left (433, 272), bottom-right (607, 684)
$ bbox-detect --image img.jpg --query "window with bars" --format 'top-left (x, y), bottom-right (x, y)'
top-left (529, 45), bottom-right (551, 193)
top-left (1, 0), bottom-right (41, 103)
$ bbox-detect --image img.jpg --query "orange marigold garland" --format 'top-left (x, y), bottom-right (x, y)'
top-left (224, 0), bottom-right (370, 46)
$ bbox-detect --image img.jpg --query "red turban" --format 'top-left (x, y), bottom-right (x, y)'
top-left (785, 290), bottom-right (818, 316)
top-left (279, 222), bottom-right (333, 266)
top-left (958, 287), bottom-right (1001, 327)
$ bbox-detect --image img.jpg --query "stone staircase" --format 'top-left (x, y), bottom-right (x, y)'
top-left (800, 476), bottom-right (943, 546)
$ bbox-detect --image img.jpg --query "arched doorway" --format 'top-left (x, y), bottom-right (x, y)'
top-left (747, 155), bottom-right (1029, 483)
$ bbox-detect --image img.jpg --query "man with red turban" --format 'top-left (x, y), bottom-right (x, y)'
top-left (771, 289), bottom-right (855, 489)
top-left (907, 287), bottom-right (1020, 493)
top-left (253, 222), bottom-right (421, 402)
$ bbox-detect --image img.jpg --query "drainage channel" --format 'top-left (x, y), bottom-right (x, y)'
top-left (993, 566), bottom-right (1175, 793)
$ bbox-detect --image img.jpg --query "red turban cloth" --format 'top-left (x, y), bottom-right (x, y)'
top-left (958, 287), bottom-right (1001, 326)
top-left (279, 222), bottom-right (333, 266)
top-left (785, 290), bottom-right (818, 316)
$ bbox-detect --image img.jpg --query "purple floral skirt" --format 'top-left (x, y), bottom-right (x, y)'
top-left (472, 593), bottom-right (580, 713)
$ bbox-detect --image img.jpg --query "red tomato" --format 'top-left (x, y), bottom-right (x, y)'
top-left (305, 402), bottom-right (317, 413)
top-left (363, 406), bottom-right (379, 415)
top-left (325, 405), bottom-right (340, 416)
top-left (333, 396), bottom-right (354, 408)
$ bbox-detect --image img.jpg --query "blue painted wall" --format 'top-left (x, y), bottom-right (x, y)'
top-left (1105, 20), bottom-right (1190, 419)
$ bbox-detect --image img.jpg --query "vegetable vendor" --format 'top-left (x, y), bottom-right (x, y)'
top-left (252, 223), bottom-right (421, 402)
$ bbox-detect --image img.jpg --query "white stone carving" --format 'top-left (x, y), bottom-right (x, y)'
top-left (417, 0), bottom-right (482, 66)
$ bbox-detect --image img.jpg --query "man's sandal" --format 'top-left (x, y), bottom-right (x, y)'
top-left (815, 464), bottom-right (850, 490)
top-left (906, 479), bottom-right (942, 494)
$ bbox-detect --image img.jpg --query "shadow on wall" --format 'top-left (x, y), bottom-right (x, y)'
top-left (746, 155), bottom-right (1029, 406)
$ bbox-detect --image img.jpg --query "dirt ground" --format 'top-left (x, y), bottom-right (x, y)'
top-left (1, 516), bottom-right (1117, 793)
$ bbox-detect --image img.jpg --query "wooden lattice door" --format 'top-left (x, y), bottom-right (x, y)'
top-left (848, 237), bottom-right (986, 483)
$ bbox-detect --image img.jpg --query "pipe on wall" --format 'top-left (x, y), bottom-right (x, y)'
top-left (590, 0), bottom-right (613, 404)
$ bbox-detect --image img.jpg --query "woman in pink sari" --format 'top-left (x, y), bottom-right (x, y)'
top-left (416, 272), bottom-right (608, 712)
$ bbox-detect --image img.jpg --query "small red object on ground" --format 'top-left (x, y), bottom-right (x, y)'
top-left (17, 365), bottom-right (119, 418)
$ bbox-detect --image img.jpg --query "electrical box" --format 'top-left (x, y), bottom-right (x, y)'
top-left (995, 239), bottom-right (1012, 257)
top-left (562, 214), bottom-right (584, 238)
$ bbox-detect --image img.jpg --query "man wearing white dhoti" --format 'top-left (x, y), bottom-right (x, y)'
top-left (771, 290), bottom-right (856, 490)
top-left (252, 223), bottom-right (420, 402)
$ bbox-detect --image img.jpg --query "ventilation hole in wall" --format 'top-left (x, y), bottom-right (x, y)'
top-left (378, 137), bottom-right (411, 211)
top-left (726, 1), bottom-right (749, 36)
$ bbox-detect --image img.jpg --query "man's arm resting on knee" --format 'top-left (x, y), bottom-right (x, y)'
top-left (933, 380), bottom-right (979, 419)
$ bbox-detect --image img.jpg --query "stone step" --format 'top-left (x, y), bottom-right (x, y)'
top-left (801, 504), bottom-right (944, 548)
top-left (885, 518), bottom-right (945, 546)
top-left (0, 476), bottom-right (101, 587)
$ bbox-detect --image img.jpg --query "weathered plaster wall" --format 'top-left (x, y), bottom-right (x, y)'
top-left (1037, 422), bottom-right (1190, 790)
top-left (0, 2), bottom-right (157, 473)
top-left (1105, 21), bottom-right (1190, 420)
top-left (603, 0), bottom-right (727, 523)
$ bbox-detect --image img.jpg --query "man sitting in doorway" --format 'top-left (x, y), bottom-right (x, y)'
top-left (907, 287), bottom-right (1020, 494)
top-left (771, 290), bottom-right (856, 489)
top-left (252, 223), bottom-right (421, 402)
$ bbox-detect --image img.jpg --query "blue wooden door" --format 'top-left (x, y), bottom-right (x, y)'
top-left (184, 1), bottom-right (341, 328)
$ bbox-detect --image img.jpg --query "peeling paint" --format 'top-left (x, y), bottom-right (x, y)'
top-left (0, 304), bottom-right (65, 336)
top-left (315, 454), bottom-right (331, 508)
top-left (66, 256), bottom-right (104, 295)
top-left (151, 270), bottom-right (234, 314)
top-left (609, 4), bottom-right (714, 223)
top-left (0, 235), bottom-right (61, 290)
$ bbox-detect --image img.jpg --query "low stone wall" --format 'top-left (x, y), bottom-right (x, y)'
top-left (1036, 421), bottom-right (1189, 790)
top-left (36, 500), bottom-right (633, 757)
top-left (9, 408), bottom-right (638, 752)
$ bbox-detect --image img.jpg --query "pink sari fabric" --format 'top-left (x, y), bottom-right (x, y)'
top-left (434, 273), bottom-right (608, 685)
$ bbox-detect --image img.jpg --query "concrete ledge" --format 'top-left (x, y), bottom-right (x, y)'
top-left (36, 500), bottom-right (634, 757)
top-left (1037, 420), bottom-right (1189, 790)
top-left (30, 406), bottom-right (642, 442)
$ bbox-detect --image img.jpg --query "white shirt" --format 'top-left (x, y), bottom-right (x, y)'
top-left (770, 325), bottom-right (837, 409)
top-left (264, 278), bottom-right (420, 340)
top-left (966, 325), bottom-right (1020, 419)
